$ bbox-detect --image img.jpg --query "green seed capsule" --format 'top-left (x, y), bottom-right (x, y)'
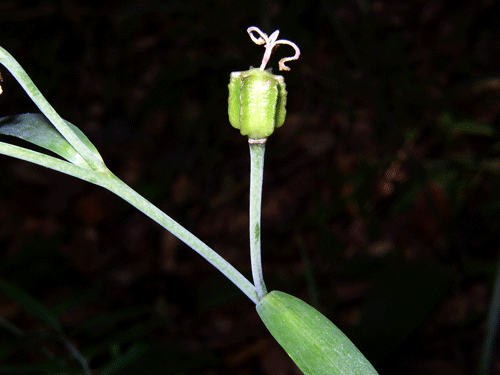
top-left (228, 68), bottom-right (287, 139)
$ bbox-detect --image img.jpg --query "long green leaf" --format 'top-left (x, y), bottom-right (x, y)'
top-left (0, 279), bottom-right (62, 333)
top-left (0, 362), bottom-right (81, 374)
top-left (100, 343), bottom-right (149, 375)
top-left (257, 291), bottom-right (379, 375)
top-left (0, 113), bottom-right (102, 168)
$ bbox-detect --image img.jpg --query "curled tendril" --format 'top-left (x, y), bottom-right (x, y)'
top-left (247, 26), bottom-right (300, 71)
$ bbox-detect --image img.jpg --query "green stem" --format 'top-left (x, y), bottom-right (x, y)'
top-left (0, 142), bottom-right (107, 184)
top-left (0, 141), bottom-right (259, 304)
top-left (249, 139), bottom-right (268, 300)
top-left (0, 46), bottom-right (106, 171)
top-left (101, 174), bottom-right (259, 304)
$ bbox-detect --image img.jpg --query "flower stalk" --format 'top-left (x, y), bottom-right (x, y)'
top-left (229, 27), bottom-right (301, 300)
top-left (249, 138), bottom-right (268, 300)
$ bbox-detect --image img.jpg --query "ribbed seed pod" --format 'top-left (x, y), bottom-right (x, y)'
top-left (228, 68), bottom-right (287, 139)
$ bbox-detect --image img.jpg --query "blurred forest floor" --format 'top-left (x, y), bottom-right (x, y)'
top-left (1, 1), bottom-right (500, 374)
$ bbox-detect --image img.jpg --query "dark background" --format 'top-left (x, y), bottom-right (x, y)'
top-left (1, 1), bottom-right (500, 374)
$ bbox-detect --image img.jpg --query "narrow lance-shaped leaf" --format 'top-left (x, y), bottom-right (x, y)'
top-left (100, 343), bottom-right (149, 375)
top-left (257, 291), bottom-right (379, 375)
top-left (0, 279), bottom-right (62, 333)
top-left (0, 113), bottom-right (103, 169)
